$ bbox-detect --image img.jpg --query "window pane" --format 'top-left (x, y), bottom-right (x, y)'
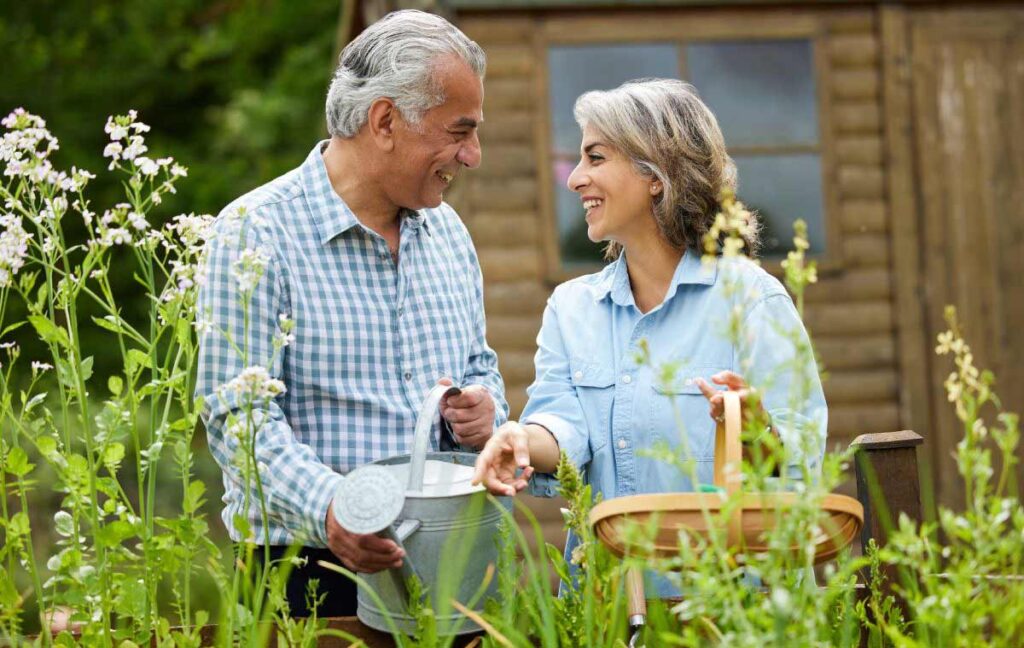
top-left (732, 154), bottom-right (826, 257)
top-left (548, 44), bottom-right (679, 267)
top-left (687, 40), bottom-right (818, 149)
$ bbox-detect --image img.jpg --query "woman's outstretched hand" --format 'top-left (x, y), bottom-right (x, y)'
top-left (471, 421), bottom-right (535, 497)
top-left (695, 370), bottom-right (767, 426)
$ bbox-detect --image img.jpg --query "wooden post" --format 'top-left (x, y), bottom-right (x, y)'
top-left (850, 430), bottom-right (923, 549)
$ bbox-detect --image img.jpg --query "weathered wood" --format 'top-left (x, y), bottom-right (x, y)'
top-left (497, 349), bottom-right (537, 386)
top-left (840, 199), bottom-right (887, 233)
top-left (852, 430), bottom-right (923, 612)
top-left (836, 136), bottom-right (884, 167)
top-left (834, 101), bottom-right (882, 134)
top-left (828, 33), bottom-right (879, 68)
top-left (828, 403), bottom-right (901, 440)
top-left (469, 177), bottom-right (537, 211)
top-left (483, 281), bottom-right (550, 316)
top-left (540, 11), bottom-right (821, 44)
top-left (480, 111), bottom-right (533, 144)
top-left (483, 44), bottom-right (534, 78)
top-left (484, 77), bottom-right (533, 111)
top-left (478, 247), bottom-right (544, 283)
top-left (842, 232), bottom-right (890, 268)
top-left (804, 267), bottom-right (891, 303)
top-left (506, 387), bottom-right (528, 418)
top-left (832, 69), bottom-right (880, 101)
top-left (803, 301), bottom-right (892, 335)
top-left (838, 165), bottom-right (885, 200)
top-left (459, 16), bottom-right (535, 45)
top-left (824, 368), bottom-right (899, 405)
top-left (467, 212), bottom-right (540, 247)
top-left (477, 143), bottom-right (536, 177)
top-left (815, 334), bottom-right (896, 370)
top-left (880, 4), bottom-right (933, 463)
top-left (827, 12), bottom-right (876, 35)
top-left (488, 314), bottom-right (542, 351)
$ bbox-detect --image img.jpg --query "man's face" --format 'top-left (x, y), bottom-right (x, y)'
top-left (388, 57), bottom-right (483, 210)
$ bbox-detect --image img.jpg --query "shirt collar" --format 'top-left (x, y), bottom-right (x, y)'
top-left (595, 248), bottom-right (718, 306)
top-left (301, 140), bottom-right (430, 245)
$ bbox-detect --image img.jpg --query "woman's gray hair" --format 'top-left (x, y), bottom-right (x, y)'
top-left (326, 10), bottom-right (486, 138)
top-left (574, 78), bottom-right (758, 259)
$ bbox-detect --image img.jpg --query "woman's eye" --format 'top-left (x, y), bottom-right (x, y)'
top-left (587, 154), bottom-right (603, 163)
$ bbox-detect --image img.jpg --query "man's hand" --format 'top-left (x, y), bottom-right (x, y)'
top-left (325, 500), bottom-right (404, 573)
top-left (440, 380), bottom-right (495, 449)
top-left (471, 421), bottom-right (534, 496)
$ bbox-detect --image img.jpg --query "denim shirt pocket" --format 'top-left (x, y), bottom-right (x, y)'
top-left (648, 365), bottom-right (728, 461)
top-left (569, 359), bottom-right (616, 454)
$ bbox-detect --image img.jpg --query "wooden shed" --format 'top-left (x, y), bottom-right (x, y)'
top-left (357, 0), bottom-right (1024, 535)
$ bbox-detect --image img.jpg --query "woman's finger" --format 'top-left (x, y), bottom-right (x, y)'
top-left (711, 370), bottom-right (747, 390)
top-left (695, 377), bottom-right (717, 400)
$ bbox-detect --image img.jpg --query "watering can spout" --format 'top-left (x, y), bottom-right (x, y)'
top-left (407, 383), bottom-right (461, 492)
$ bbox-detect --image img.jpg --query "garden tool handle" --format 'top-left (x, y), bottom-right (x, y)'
top-left (408, 383), bottom-right (462, 492)
top-left (713, 390), bottom-right (743, 547)
top-left (626, 567), bottom-right (646, 625)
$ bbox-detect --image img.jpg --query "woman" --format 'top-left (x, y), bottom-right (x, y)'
top-left (469, 79), bottom-right (826, 588)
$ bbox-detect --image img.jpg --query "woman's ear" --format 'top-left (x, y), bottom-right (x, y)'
top-left (650, 180), bottom-right (663, 196)
top-left (367, 98), bottom-right (397, 152)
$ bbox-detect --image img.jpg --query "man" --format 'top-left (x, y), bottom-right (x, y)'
top-left (196, 10), bottom-right (506, 617)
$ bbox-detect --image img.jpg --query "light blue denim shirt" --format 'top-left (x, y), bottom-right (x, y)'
top-left (522, 250), bottom-right (826, 594)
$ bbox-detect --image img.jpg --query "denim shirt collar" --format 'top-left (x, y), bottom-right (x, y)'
top-left (596, 248), bottom-right (718, 307)
top-left (302, 141), bottom-right (428, 245)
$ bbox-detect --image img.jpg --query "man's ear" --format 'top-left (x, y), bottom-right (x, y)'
top-left (367, 98), bottom-right (397, 152)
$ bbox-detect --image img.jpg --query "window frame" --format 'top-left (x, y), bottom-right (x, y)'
top-left (533, 9), bottom-right (843, 283)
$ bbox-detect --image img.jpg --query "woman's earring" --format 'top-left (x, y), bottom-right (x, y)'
top-left (650, 181), bottom-right (662, 196)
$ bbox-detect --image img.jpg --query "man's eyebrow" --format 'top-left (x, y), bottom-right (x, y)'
top-left (450, 117), bottom-right (481, 129)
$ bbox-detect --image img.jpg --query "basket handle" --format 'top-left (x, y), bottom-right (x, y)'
top-left (713, 390), bottom-right (743, 547)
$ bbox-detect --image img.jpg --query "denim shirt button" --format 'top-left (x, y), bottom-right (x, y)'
top-left (617, 438), bottom-right (627, 449)
top-left (621, 374), bottom-right (632, 384)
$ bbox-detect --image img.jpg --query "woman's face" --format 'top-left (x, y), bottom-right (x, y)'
top-left (566, 124), bottom-right (656, 247)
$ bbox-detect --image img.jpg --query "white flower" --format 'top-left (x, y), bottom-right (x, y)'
top-left (103, 142), bottom-right (123, 160)
top-left (0, 214), bottom-right (31, 287)
top-left (221, 366), bottom-right (286, 402)
top-left (231, 247), bottom-right (269, 293)
top-left (127, 211), bottom-right (148, 231)
top-left (31, 361), bottom-right (53, 373)
top-left (136, 156), bottom-right (159, 177)
top-left (171, 163), bottom-right (187, 178)
top-left (121, 136), bottom-right (147, 162)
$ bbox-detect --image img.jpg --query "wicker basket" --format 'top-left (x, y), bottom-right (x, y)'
top-left (590, 391), bottom-right (863, 565)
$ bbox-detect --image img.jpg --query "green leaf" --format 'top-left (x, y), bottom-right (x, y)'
top-left (108, 375), bottom-right (123, 396)
top-left (8, 512), bottom-right (30, 536)
top-left (6, 446), bottom-right (33, 477)
top-left (126, 348), bottom-right (152, 373)
top-left (0, 321), bottom-right (25, 338)
top-left (96, 519), bottom-right (135, 547)
top-left (91, 315), bottom-right (123, 335)
top-left (36, 436), bottom-right (57, 459)
top-left (28, 315), bottom-right (70, 349)
top-left (80, 356), bottom-right (94, 382)
top-left (184, 480), bottom-right (206, 514)
top-left (102, 442), bottom-right (125, 471)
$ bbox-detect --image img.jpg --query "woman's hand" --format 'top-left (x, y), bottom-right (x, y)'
top-left (471, 421), bottom-right (535, 497)
top-left (695, 370), bottom-right (768, 428)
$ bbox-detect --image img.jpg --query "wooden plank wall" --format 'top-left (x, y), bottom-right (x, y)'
top-left (451, 7), bottom-right (899, 540)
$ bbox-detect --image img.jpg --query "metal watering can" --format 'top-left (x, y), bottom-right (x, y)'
top-left (331, 384), bottom-right (510, 636)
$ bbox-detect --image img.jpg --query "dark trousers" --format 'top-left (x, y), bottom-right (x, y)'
top-left (249, 546), bottom-right (358, 618)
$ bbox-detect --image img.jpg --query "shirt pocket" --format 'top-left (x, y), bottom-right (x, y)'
top-left (647, 366), bottom-right (728, 461)
top-left (569, 359), bottom-right (616, 454)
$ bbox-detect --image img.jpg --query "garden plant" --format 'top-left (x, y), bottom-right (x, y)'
top-left (0, 110), bottom-right (1021, 647)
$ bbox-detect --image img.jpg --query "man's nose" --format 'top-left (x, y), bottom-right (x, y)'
top-left (456, 132), bottom-right (482, 169)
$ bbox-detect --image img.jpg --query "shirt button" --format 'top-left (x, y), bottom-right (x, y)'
top-left (403, 372), bottom-right (412, 381)
top-left (573, 370), bottom-right (583, 380)
top-left (684, 378), bottom-right (694, 386)
top-left (617, 438), bottom-right (627, 449)
top-left (622, 374), bottom-right (632, 384)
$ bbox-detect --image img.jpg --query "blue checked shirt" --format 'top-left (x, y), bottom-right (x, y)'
top-left (196, 142), bottom-right (508, 547)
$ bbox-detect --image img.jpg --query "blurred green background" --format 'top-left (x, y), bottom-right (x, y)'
top-left (2, 0), bottom-right (350, 623)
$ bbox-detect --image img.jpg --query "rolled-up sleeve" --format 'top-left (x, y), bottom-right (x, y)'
top-left (521, 295), bottom-right (591, 496)
top-left (741, 284), bottom-right (828, 480)
top-left (197, 213), bottom-right (343, 546)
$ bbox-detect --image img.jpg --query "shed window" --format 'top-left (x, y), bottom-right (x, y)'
top-left (545, 38), bottom-right (827, 274)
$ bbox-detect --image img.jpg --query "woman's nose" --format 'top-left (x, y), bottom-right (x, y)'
top-left (566, 161), bottom-right (587, 192)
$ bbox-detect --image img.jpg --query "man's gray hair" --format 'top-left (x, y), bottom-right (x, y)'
top-left (326, 10), bottom-right (486, 138)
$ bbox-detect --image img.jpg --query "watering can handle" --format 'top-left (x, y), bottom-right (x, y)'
top-left (713, 390), bottom-right (743, 546)
top-left (407, 383), bottom-right (462, 492)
